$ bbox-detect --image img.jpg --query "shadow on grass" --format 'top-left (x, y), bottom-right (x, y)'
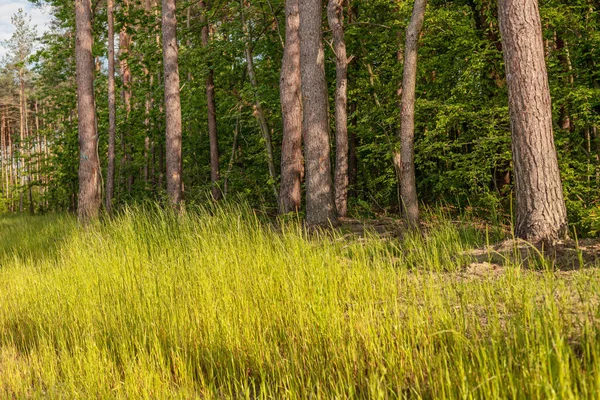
top-left (465, 238), bottom-right (600, 271)
top-left (0, 213), bottom-right (78, 264)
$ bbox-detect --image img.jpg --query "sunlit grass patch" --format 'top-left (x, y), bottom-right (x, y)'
top-left (0, 205), bottom-right (599, 398)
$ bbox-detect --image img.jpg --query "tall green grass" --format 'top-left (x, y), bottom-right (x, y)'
top-left (0, 205), bottom-right (599, 398)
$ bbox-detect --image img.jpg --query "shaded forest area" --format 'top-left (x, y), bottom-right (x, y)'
top-left (0, 0), bottom-right (598, 237)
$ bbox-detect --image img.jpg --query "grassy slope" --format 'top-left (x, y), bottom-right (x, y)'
top-left (0, 206), bottom-right (599, 399)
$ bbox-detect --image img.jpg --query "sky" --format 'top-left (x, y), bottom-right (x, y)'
top-left (0, 0), bottom-right (52, 59)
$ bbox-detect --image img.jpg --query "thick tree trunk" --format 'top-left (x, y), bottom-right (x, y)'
top-left (278, 0), bottom-right (303, 214)
top-left (398, 0), bottom-right (427, 229)
top-left (75, 0), bottom-right (101, 221)
top-left (201, 1), bottom-right (222, 200)
top-left (162, 0), bottom-right (183, 207)
top-left (498, 0), bottom-right (568, 242)
top-left (299, 0), bottom-right (337, 226)
top-left (328, 0), bottom-right (349, 218)
top-left (106, 0), bottom-right (116, 214)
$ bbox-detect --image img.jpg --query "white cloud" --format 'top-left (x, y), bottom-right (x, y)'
top-left (0, 0), bottom-right (52, 59)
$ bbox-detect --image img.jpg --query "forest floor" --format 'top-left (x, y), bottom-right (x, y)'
top-left (1, 206), bottom-right (600, 398)
top-left (339, 215), bottom-right (600, 271)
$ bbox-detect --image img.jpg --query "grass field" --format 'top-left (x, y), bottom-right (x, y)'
top-left (1, 205), bottom-right (599, 398)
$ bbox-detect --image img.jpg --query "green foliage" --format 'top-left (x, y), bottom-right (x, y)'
top-left (1, 0), bottom-right (598, 235)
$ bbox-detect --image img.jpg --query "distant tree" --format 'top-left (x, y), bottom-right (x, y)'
top-left (75, 0), bottom-right (101, 221)
top-left (200, 1), bottom-right (222, 201)
top-left (3, 9), bottom-right (36, 214)
top-left (498, 0), bottom-right (569, 242)
top-left (299, 0), bottom-right (337, 226)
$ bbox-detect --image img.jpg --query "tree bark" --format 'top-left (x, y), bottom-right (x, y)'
top-left (34, 101), bottom-right (40, 187)
top-left (7, 113), bottom-right (13, 211)
top-left (299, 0), bottom-right (337, 226)
top-left (75, 0), bottom-right (101, 221)
top-left (119, 0), bottom-right (133, 193)
top-left (162, 0), bottom-right (183, 207)
top-left (398, 0), bottom-right (427, 230)
top-left (498, 0), bottom-right (568, 242)
top-left (348, 101), bottom-right (358, 195)
top-left (1, 109), bottom-right (5, 205)
top-left (143, 0), bottom-right (153, 188)
top-left (328, 0), bottom-right (349, 218)
top-left (18, 68), bottom-right (26, 213)
top-left (278, 0), bottom-right (303, 214)
top-left (201, 1), bottom-right (222, 200)
top-left (106, 0), bottom-right (116, 214)
top-left (347, 5), bottom-right (358, 199)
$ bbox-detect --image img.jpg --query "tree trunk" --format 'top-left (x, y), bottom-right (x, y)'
top-left (348, 101), bottom-right (358, 195)
top-left (142, 0), bottom-right (154, 188)
top-left (241, 1), bottom-right (278, 198)
top-left (26, 97), bottom-right (33, 215)
top-left (27, 174), bottom-right (33, 214)
top-left (7, 115), bottom-right (13, 211)
top-left (498, 0), bottom-right (568, 242)
top-left (278, 0), bottom-right (303, 214)
top-left (201, 1), bottom-right (222, 200)
top-left (162, 0), bottom-right (183, 207)
top-left (75, 0), bottom-right (101, 221)
top-left (327, 0), bottom-right (349, 218)
top-left (398, 0), bottom-right (427, 230)
top-left (119, 0), bottom-right (133, 193)
top-left (34, 101), bottom-right (40, 189)
top-left (224, 104), bottom-right (242, 198)
top-left (299, 0), bottom-right (337, 226)
top-left (119, 32), bottom-right (131, 115)
top-left (106, 0), bottom-right (116, 214)
top-left (555, 34), bottom-right (574, 132)
top-left (1, 110), bottom-right (5, 205)
top-left (18, 68), bottom-right (26, 213)
top-left (595, 126), bottom-right (600, 187)
top-left (347, 5), bottom-right (358, 199)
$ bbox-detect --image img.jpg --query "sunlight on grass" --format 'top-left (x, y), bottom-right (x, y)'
top-left (0, 205), bottom-right (599, 398)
